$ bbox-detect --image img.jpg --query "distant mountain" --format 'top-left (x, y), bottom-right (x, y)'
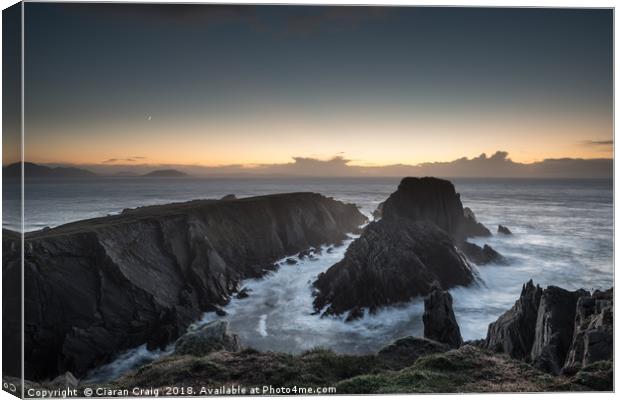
top-left (141, 169), bottom-right (189, 178)
top-left (3, 162), bottom-right (98, 179)
top-left (111, 171), bottom-right (140, 177)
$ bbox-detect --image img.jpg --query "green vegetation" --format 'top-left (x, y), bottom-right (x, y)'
top-left (110, 345), bottom-right (611, 394)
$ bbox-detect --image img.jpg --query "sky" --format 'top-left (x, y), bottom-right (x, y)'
top-left (5, 4), bottom-right (614, 170)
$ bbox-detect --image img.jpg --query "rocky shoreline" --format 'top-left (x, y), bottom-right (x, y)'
top-left (110, 282), bottom-right (615, 392)
top-left (9, 281), bottom-right (612, 394)
top-left (2, 193), bottom-right (366, 380)
top-left (3, 177), bottom-right (613, 393)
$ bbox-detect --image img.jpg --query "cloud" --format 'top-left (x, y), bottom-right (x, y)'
top-left (102, 156), bottom-right (147, 164)
top-left (78, 151), bottom-right (611, 179)
top-left (582, 140), bottom-right (613, 146)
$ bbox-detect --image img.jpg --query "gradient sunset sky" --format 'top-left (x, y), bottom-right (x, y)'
top-left (14, 4), bottom-right (613, 167)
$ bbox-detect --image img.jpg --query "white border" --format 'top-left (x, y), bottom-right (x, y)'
top-left (0, 2), bottom-right (616, 400)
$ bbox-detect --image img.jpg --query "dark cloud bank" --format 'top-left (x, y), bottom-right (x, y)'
top-left (64, 151), bottom-right (612, 179)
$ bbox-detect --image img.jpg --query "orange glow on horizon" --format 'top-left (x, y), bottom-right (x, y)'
top-left (21, 104), bottom-right (612, 167)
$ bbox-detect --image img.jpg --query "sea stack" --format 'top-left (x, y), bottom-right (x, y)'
top-left (423, 287), bottom-right (463, 348)
top-left (313, 177), bottom-right (494, 318)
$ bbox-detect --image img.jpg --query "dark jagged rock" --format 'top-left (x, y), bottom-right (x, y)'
top-left (460, 242), bottom-right (503, 265)
top-left (285, 258), bottom-right (298, 265)
top-left (562, 289), bottom-right (613, 375)
top-left (3, 193), bottom-right (365, 380)
top-left (313, 220), bottom-right (474, 316)
top-left (461, 207), bottom-right (492, 238)
top-left (236, 287), bottom-right (251, 299)
top-left (214, 307), bottom-right (228, 317)
top-left (498, 225), bottom-right (512, 235)
top-left (312, 177), bottom-right (491, 317)
top-left (530, 286), bottom-right (589, 375)
top-left (345, 307), bottom-right (365, 322)
top-left (486, 281), bottom-right (613, 378)
top-left (377, 336), bottom-right (450, 369)
top-left (423, 288), bottom-right (463, 348)
top-left (486, 280), bottom-right (543, 360)
top-left (174, 321), bottom-right (241, 357)
top-left (381, 178), bottom-right (490, 241)
top-left (220, 194), bottom-right (237, 201)
top-left (298, 249), bottom-right (312, 259)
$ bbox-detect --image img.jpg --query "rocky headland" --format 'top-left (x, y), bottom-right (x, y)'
top-left (2, 193), bottom-right (366, 380)
top-left (313, 177), bottom-right (501, 319)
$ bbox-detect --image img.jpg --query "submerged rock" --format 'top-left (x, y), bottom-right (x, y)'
top-left (486, 280), bottom-right (542, 360)
top-left (377, 336), bottom-right (450, 369)
top-left (214, 307), bottom-right (228, 317)
top-left (285, 258), bottom-right (298, 265)
top-left (345, 307), bottom-right (365, 322)
top-left (460, 242), bottom-right (503, 265)
top-left (498, 225), bottom-right (512, 235)
top-left (423, 288), bottom-right (463, 348)
top-left (298, 249), bottom-right (312, 259)
top-left (236, 287), bottom-right (251, 299)
top-left (174, 320), bottom-right (241, 357)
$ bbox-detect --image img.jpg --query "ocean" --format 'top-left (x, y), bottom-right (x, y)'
top-left (2, 177), bottom-right (613, 382)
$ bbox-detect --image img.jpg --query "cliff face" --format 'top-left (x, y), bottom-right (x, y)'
top-left (485, 281), bottom-right (613, 376)
top-left (381, 177), bottom-right (490, 241)
top-left (313, 177), bottom-right (489, 318)
top-left (3, 193), bottom-right (366, 380)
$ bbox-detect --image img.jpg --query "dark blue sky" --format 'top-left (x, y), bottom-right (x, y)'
top-left (20, 4), bottom-right (613, 166)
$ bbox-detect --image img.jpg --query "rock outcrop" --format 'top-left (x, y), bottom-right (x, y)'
top-left (486, 280), bottom-right (542, 360)
top-left (423, 288), bottom-right (463, 348)
top-left (313, 177), bottom-right (494, 317)
top-left (380, 178), bottom-right (490, 241)
top-left (461, 208), bottom-right (492, 238)
top-left (2, 193), bottom-right (366, 380)
top-left (460, 242), bottom-right (503, 265)
top-left (313, 220), bottom-right (474, 317)
top-left (498, 225), bottom-right (512, 235)
top-left (174, 321), bottom-right (241, 356)
top-left (562, 289), bottom-right (613, 374)
top-left (530, 286), bottom-right (588, 374)
top-left (486, 281), bottom-right (612, 377)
